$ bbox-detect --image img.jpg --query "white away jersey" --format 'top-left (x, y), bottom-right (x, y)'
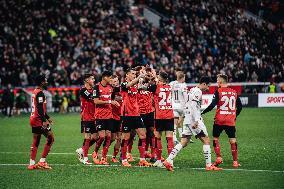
top-left (183, 87), bottom-right (203, 124)
top-left (169, 81), bottom-right (188, 110)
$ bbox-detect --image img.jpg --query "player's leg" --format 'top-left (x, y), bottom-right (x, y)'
top-left (28, 128), bottom-right (42, 170)
top-left (225, 126), bottom-right (240, 168)
top-left (101, 120), bottom-right (112, 165)
top-left (127, 129), bottom-right (136, 162)
top-left (121, 117), bottom-right (132, 167)
top-left (112, 131), bottom-right (121, 163)
top-left (173, 110), bottom-right (179, 144)
top-left (143, 112), bottom-right (155, 160)
top-left (163, 124), bottom-right (191, 171)
top-left (94, 120), bottom-right (106, 154)
top-left (153, 130), bottom-right (164, 167)
top-left (212, 124), bottom-right (223, 166)
top-left (165, 119), bottom-right (175, 156)
top-left (136, 119), bottom-right (152, 166)
top-left (38, 127), bottom-right (54, 169)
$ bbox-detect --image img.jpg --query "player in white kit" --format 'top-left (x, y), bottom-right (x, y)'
top-left (163, 76), bottom-right (222, 171)
top-left (169, 71), bottom-right (188, 144)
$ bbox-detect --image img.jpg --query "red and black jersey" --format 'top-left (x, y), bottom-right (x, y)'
top-left (137, 89), bottom-right (153, 115)
top-left (202, 87), bottom-right (243, 126)
top-left (121, 82), bottom-right (140, 116)
top-left (112, 89), bottom-right (122, 121)
top-left (94, 83), bottom-right (113, 119)
top-left (30, 88), bottom-right (49, 127)
top-left (148, 83), bottom-right (174, 119)
top-left (80, 87), bottom-right (96, 121)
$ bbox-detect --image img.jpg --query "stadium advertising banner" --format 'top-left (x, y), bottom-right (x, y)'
top-left (258, 93), bottom-right (284, 107)
top-left (202, 94), bottom-right (214, 109)
top-left (239, 94), bottom-right (258, 107)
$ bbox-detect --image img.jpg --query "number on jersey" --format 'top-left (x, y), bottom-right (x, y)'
top-left (159, 91), bottom-right (172, 109)
top-left (220, 96), bottom-right (236, 111)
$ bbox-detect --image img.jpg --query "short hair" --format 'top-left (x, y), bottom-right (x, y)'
top-left (217, 74), bottom-right (228, 83)
top-left (83, 74), bottom-right (93, 83)
top-left (134, 66), bottom-right (143, 72)
top-left (35, 75), bottom-right (46, 86)
top-left (176, 72), bottom-right (185, 80)
top-left (159, 71), bottom-right (168, 82)
top-left (125, 68), bottom-right (134, 74)
top-left (111, 74), bottom-right (118, 79)
top-left (102, 70), bottom-right (112, 78)
top-left (199, 76), bottom-right (212, 85)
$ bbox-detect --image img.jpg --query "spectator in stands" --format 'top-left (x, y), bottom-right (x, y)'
top-left (15, 89), bottom-right (29, 115)
top-left (2, 84), bottom-right (14, 117)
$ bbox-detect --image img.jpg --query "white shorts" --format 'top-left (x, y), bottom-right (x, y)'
top-left (182, 118), bottom-right (208, 137)
top-left (173, 109), bottom-right (184, 118)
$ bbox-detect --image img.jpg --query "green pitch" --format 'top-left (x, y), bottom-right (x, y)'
top-left (0, 108), bottom-right (283, 189)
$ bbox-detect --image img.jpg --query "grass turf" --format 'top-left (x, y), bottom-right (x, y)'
top-left (0, 108), bottom-right (283, 189)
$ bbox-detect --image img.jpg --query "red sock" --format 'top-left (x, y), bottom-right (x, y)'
top-left (94, 137), bottom-right (104, 153)
top-left (231, 142), bottom-right (238, 161)
top-left (150, 137), bottom-right (155, 158)
top-left (30, 135), bottom-right (41, 160)
top-left (41, 135), bottom-right (54, 158)
top-left (128, 138), bottom-right (134, 153)
top-left (213, 139), bottom-right (221, 157)
top-left (83, 139), bottom-right (91, 158)
top-left (166, 137), bottom-right (174, 156)
top-left (145, 135), bottom-right (150, 152)
top-left (138, 138), bottom-right (146, 158)
top-left (121, 139), bottom-right (129, 160)
top-left (113, 139), bottom-right (120, 157)
top-left (155, 137), bottom-right (162, 160)
top-left (102, 136), bottom-right (111, 158)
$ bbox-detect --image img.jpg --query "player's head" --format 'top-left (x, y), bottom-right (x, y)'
top-left (217, 74), bottom-right (228, 87)
top-left (83, 74), bottom-right (95, 87)
top-left (176, 71), bottom-right (185, 83)
top-left (199, 76), bottom-right (211, 91)
top-left (35, 75), bottom-right (48, 89)
top-left (125, 68), bottom-right (136, 81)
top-left (158, 71), bottom-right (168, 83)
top-left (110, 75), bottom-right (120, 87)
top-left (101, 70), bottom-right (112, 83)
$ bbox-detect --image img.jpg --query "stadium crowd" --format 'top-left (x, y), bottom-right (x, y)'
top-left (0, 0), bottom-right (283, 88)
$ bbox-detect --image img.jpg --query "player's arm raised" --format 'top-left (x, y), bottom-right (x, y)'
top-left (125, 72), bottom-right (146, 88)
top-left (201, 90), bottom-right (219, 115)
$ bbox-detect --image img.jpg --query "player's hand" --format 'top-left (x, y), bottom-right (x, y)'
top-left (43, 121), bottom-right (49, 129)
top-left (192, 121), bottom-right (198, 129)
top-left (48, 118), bottom-right (53, 125)
top-left (111, 100), bottom-right (120, 107)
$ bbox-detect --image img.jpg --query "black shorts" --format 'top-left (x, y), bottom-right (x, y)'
top-left (213, 124), bottom-right (236, 138)
top-left (155, 119), bottom-right (174, 132)
top-left (81, 121), bottom-right (96, 133)
top-left (32, 126), bottom-right (51, 135)
top-left (96, 119), bottom-right (113, 131)
top-left (112, 119), bottom-right (121, 133)
top-left (121, 116), bottom-right (145, 133)
top-left (141, 112), bottom-right (154, 128)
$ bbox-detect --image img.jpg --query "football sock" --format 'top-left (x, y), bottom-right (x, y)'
top-left (94, 137), bottom-right (104, 153)
top-left (82, 139), bottom-right (86, 148)
top-left (41, 135), bottom-right (54, 158)
top-left (231, 142), bottom-right (238, 161)
top-left (83, 139), bottom-right (91, 158)
top-left (128, 138), bottom-right (134, 153)
top-left (138, 138), bottom-right (146, 159)
top-left (155, 137), bottom-right (162, 160)
top-left (113, 139), bottom-right (121, 158)
top-left (102, 136), bottom-right (111, 158)
top-left (145, 135), bottom-right (150, 152)
top-left (121, 139), bottom-right (129, 160)
top-left (150, 137), bottom-right (155, 158)
top-left (30, 135), bottom-right (41, 161)
top-left (203, 144), bottom-right (212, 167)
top-left (29, 159), bottom-right (35, 165)
top-left (166, 137), bottom-right (174, 155)
top-left (173, 124), bottom-right (178, 142)
top-left (168, 143), bottom-right (183, 161)
top-left (213, 139), bottom-right (222, 157)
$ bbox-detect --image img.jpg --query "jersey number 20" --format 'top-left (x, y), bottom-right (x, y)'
top-left (220, 96), bottom-right (236, 111)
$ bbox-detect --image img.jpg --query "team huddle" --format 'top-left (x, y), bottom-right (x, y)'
top-left (27, 67), bottom-right (242, 171)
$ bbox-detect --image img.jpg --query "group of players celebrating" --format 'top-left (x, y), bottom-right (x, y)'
top-left (28, 66), bottom-right (242, 171)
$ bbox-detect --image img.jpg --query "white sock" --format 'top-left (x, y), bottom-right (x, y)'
top-left (39, 158), bottom-right (46, 163)
top-left (168, 143), bottom-right (183, 162)
top-left (173, 124), bottom-right (178, 141)
top-left (178, 128), bottom-right (183, 138)
top-left (30, 159), bottom-right (35, 165)
top-left (84, 157), bottom-right (88, 162)
top-left (203, 144), bottom-right (212, 167)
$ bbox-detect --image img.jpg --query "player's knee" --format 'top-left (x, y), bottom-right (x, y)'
top-left (229, 138), bottom-right (236, 144)
top-left (47, 135), bottom-right (54, 145)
